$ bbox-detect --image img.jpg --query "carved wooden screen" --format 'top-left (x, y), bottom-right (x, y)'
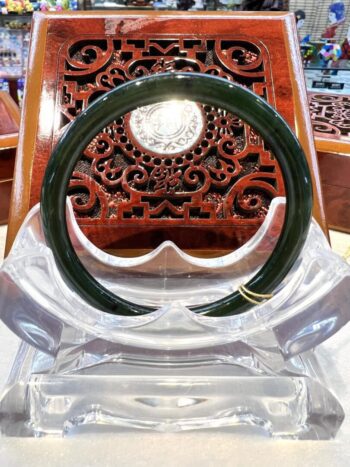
top-left (309, 92), bottom-right (350, 234)
top-left (7, 12), bottom-right (326, 252)
top-left (309, 93), bottom-right (350, 141)
top-left (61, 36), bottom-right (283, 249)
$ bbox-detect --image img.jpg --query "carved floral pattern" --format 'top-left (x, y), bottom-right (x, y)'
top-left (309, 93), bottom-right (350, 139)
top-left (58, 37), bottom-right (284, 226)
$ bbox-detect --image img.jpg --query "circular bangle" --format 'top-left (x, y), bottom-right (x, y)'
top-left (41, 72), bottom-right (313, 317)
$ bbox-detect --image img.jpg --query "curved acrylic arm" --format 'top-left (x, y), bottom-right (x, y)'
top-left (41, 72), bottom-right (313, 317)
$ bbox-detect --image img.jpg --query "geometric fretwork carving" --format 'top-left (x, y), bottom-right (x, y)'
top-left (309, 93), bottom-right (350, 140)
top-left (59, 37), bottom-right (284, 227)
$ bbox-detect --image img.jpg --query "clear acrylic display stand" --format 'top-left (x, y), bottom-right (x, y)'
top-left (0, 198), bottom-right (349, 438)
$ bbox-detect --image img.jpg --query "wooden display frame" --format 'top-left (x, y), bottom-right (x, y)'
top-left (6, 11), bottom-right (327, 254)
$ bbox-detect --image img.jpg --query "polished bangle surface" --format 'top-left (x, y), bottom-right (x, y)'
top-left (41, 72), bottom-right (313, 317)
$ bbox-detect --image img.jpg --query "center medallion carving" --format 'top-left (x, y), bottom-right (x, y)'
top-left (57, 36), bottom-right (284, 238)
top-left (128, 100), bottom-right (204, 155)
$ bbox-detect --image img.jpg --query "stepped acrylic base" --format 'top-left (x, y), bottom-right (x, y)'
top-left (0, 341), bottom-right (344, 439)
top-left (0, 199), bottom-right (348, 439)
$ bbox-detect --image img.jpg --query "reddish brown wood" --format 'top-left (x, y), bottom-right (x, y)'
top-left (44, 20), bottom-right (287, 249)
top-left (319, 183), bottom-right (350, 234)
top-left (309, 92), bottom-right (350, 233)
top-left (7, 79), bottom-right (20, 107)
top-left (317, 150), bottom-right (350, 233)
top-left (0, 91), bottom-right (20, 225)
top-left (7, 12), bottom-right (327, 254)
top-left (0, 180), bottom-right (12, 225)
top-left (0, 101), bottom-right (18, 136)
top-left (0, 91), bottom-right (20, 150)
top-left (0, 148), bottom-right (16, 180)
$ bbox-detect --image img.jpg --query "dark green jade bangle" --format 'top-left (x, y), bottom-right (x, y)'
top-left (41, 72), bottom-right (313, 317)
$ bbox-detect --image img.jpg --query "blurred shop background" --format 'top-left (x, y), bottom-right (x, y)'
top-left (2, 1), bottom-right (350, 103)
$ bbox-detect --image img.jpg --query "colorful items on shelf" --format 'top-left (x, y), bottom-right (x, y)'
top-left (0, 0), bottom-right (34, 14)
top-left (0, 28), bottom-right (29, 78)
top-left (320, 42), bottom-right (342, 66)
top-left (127, 0), bottom-right (152, 6)
top-left (39, 0), bottom-right (78, 11)
top-left (340, 26), bottom-right (350, 61)
top-left (296, 2), bottom-right (350, 70)
top-left (341, 38), bottom-right (350, 60)
top-left (2, 19), bottom-right (31, 29)
top-left (0, 0), bottom-right (78, 12)
top-left (301, 41), bottom-right (317, 66)
top-left (322, 2), bottom-right (346, 39)
top-left (295, 9), bottom-right (305, 31)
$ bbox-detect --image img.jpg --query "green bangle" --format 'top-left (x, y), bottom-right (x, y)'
top-left (41, 72), bottom-right (313, 317)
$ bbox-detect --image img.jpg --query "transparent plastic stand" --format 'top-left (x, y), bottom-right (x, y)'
top-left (0, 198), bottom-right (349, 438)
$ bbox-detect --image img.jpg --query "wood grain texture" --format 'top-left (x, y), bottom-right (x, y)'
top-left (317, 151), bottom-right (350, 233)
top-left (0, 91), bottom-right (20, 150)
top-left (0, 180), bottom-right (12, 225)
top-left (320, 183), bottom-right (350, 234)
top-left (0, 149), bottom-right (16, 180)
top-left (0, 92), bottom-right (20, 225)
top-left (6, 11), bottom-right (327, 255)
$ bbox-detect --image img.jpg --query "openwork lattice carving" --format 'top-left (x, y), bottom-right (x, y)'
top-left (309, 93), bottom-right (350, 140)
top-left (58, 37), bottom-right (284, 228)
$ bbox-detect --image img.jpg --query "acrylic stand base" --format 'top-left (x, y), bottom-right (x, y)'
top-left (0, 339), bottom-right (344, 439)
top-left (0, 200), bottom-right (348, 439)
